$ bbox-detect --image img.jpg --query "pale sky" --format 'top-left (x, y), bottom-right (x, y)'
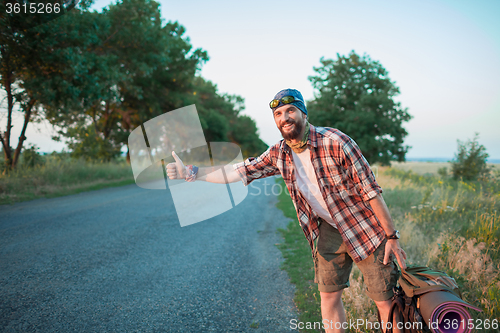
top-left (3, 0), bottom-right (500, 160)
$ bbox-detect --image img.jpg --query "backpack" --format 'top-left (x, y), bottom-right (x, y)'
top-left (385, 265), bottom-right (464, 333)
top-left (398, 266), bottom-right (461, 298)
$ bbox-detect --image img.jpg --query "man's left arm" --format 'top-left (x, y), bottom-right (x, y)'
top-left (340, 136), bottom-right (407, 269)
top-left (368, 194), bottom-right (407, 270)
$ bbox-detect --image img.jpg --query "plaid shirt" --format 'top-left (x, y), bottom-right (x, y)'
top-left (233, 124), bottom-right (385, 263)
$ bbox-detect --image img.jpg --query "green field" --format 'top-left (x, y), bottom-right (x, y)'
top-left (390, 161), bottom-right (499, 176)
top-left (276, 162), bottom-right (500, 333)
top-left (0, 155), bottom-right (134, 205)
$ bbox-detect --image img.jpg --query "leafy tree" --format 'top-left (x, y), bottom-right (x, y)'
top-left (0, 0), bottom-right (98, 173)
top-left (308, 51), bottom-right (412, 165)
top-left (1, 0), bottom-right (267, 167)
top-left (1, 4), bottom-right (46, 172)
top-left (46, 0), bottom-right (208, 162)
top-left (230, 115), bottom-right (268, 158)
top-left (65, 124), bottom-right (122, 161)
top-left (451, 133), bottom-right (491, 181)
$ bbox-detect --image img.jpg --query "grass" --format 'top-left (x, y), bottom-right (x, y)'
top-left (0, 155), bottom-right (135, 205)
top-left (250, 321), bottom-right (259, 329)
top-left (391, 161), bottom-right (499, 176)
top-left (275, 163), bottom-right (500, 333)
top-left (276, 188), bottom-right (323, 331)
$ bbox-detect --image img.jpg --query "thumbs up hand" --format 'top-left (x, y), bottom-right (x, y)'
top-left (167, 151), bottom-right (186, 180)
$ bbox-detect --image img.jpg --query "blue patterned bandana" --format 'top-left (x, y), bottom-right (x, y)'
top-left (270, 88), bottom-right (308, 116)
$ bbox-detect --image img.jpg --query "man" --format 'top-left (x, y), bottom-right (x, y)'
top-left (167, 88), bottom-right (406, 333)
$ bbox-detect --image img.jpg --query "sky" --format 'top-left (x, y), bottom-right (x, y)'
top-left (3, 0), bottom-right (500, 160)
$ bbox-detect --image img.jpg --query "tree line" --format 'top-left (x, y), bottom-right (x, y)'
top-left (1, 0), bottom-right (268, 173)
top-left (2, 0), bottom-right (417, 175)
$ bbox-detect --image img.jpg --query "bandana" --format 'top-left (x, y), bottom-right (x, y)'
top-left (285, 122), bottom-right (310, 153)
top-left (270, 88), bottom-right (308, 116)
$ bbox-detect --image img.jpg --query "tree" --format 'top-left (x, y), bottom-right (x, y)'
top-left (65, 124), bottom-right (122, 161)
top-left (0, 0), bottom-right (98, 172)
top-left (307, 51), bottom-right (412, 165)
top-left (45, 0), bottom-right (209, 162)
top-left (1, 0), bottom-right (266, 166)
top-left (191, 76), bottom-right (268, 157)
top-left (0, 2), bottom-right (47, 172)
top-left (451, 133), bottom-right (491, 181)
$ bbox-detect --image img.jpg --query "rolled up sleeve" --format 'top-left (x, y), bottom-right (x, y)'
top-left (233, 147), bottom-right (280, 186)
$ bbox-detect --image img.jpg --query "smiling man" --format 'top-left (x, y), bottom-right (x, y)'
top-left (167, 88), bottom-right (406, 333)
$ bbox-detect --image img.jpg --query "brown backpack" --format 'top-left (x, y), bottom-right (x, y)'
top-left (386, 265), bottom-right (462, 333)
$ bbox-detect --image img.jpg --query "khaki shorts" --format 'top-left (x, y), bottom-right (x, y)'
top-left (313, 221), bottom-right (399, 301)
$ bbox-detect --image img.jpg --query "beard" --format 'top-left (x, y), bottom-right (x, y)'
top-left (279, 118), bottom-right (305, 141)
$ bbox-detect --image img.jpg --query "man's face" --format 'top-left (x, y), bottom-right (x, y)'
top-left (273, 105), bottom-right (306, 141)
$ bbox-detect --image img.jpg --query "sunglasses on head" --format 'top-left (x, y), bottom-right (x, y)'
top-left (269, 95), bottom-right (300, 109)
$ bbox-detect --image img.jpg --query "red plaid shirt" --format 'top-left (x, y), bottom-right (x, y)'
top-left (233, 124), bottom-right (385, 262)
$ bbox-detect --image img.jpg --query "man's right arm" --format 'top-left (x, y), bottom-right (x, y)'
top-left (166, 151), bottom-right (241, 184)
top-left (195, 164), bottom-right (242, 183)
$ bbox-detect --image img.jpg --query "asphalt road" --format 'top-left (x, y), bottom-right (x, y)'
top-left (0, 178), bottom-right (298, 332)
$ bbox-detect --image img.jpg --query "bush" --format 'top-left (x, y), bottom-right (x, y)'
top-left (66, 126), bottom-right (122, 162)
top-left (437, 166), bottom-right (448, 178)
top-left (21, 144), bottom-right (45, 168)
top-left (451, 133), bottom-right (491, 181)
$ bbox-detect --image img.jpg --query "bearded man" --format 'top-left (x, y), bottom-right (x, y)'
top-left (167, 88), bottom-right (406, 333)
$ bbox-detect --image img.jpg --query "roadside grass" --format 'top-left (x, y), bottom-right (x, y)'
top-left (0, 155), bottom-right (134, 205)
top-left (275, 165), bottom-right (500, 333)
top-left (276, 183), bottom-right (323, 332)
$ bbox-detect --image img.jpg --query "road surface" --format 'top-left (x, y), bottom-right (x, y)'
top-left (0, 178), bottom-right (298, 332)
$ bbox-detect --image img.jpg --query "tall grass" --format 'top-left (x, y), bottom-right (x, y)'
top-left (384, 168), bottom-right (500, 324)
top-left (276, 165), bottom-right (500, 332)
top-left (0, 154), bottom-right (134, 204)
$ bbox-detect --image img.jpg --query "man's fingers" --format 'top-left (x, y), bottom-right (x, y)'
top-left (171, 151), bottom-right (186, 178)
top-left (396, 252), bottom-right (407, 270)
top-left (393, 247), bottom-right (407, 270)
top-left (384, 241), bottom-right (407, 270)
top-left (383, 246), bottom-right (390, 265)
top-left (172, 151), bottom-right (182, 164)
top-left (166, 162), bottom-right (178, 179)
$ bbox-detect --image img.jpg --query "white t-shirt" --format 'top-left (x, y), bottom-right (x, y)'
top-left (291, 148), bottom-right (337, 227)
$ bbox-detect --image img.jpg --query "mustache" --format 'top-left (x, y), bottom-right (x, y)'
top-left (281, 119), bottom-right (296, 127)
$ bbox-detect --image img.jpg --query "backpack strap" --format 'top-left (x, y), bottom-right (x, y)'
top-left (403, 295), bottom-right (428, 333)
top-left (386, 294), bottom-right (405, 333)
top-left (386, 287), bottom-right (431, 333)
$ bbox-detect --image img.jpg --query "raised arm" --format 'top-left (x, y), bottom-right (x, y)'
top-left (166, 151), bottom-right (241, 184)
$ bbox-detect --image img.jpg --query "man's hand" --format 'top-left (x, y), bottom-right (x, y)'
top-left (384, 239), bottom-right (407, 270)
top-left (166, 151), bottom-right (186, 180)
